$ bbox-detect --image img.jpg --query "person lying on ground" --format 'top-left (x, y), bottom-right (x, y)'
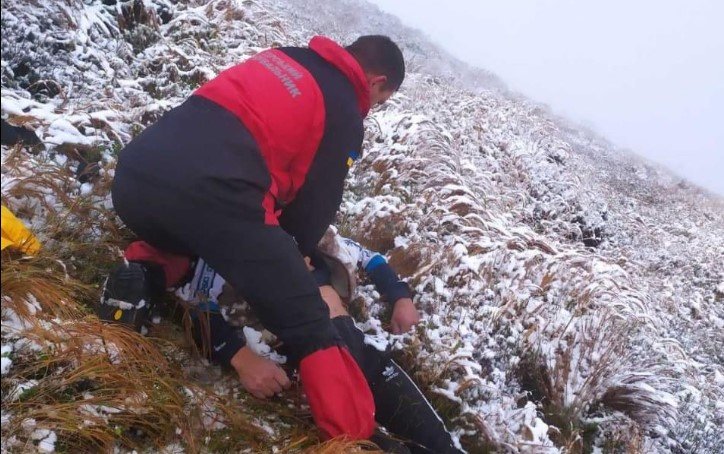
top-left (100, 230), bottom-right (462, 453)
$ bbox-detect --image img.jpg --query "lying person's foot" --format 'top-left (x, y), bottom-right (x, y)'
top-left (97, 261), bottom-right (164, 332)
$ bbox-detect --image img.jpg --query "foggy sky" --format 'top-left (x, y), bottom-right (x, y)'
top-left (368, 0), bottom-right (724, 196)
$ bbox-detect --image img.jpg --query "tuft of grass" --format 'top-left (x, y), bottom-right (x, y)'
top-left (514, 311), bottom-right (672, 452)
top-left (387, 243), bottom-right (429, 278)
top-left (516, 347), bottom-right (598, 451)
top-left (2, 313), bottom-right (190, 451)
top-left (598, 374), bottom-right (677, 427)
top-left (2, 313), bottom-right (270, 453)
top-left (2, 145), bottom-right (127, 289)
top-left (1, 254), bottom-right (90, 320)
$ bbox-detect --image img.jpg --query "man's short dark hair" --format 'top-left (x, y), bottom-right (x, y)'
top-left (345, 35), bottom-right (405, 91)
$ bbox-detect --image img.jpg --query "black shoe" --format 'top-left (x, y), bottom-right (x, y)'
top-left (98, 261), bottom-right (164, 332)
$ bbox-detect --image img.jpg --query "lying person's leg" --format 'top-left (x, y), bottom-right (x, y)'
top-left (315, 283), bottom-right (462, 453)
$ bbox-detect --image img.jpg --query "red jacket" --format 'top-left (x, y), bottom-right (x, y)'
top-left (195, 36), bottom-right (370, 235)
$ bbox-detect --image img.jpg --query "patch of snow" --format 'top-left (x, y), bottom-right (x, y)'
top-left (242, 327), bottom-right (286, 364)
top-left (160, 443), bottom-right (185, 453)
top-left (714, 369), bottom-right (724, 386)
top-left (0, 357), bottom-right (12, 375)
top-left (8, 380), bottom-right (39, 402)
top-left (34, 429), bottom-right (57, 453)
top-left (1, 410), bottom-right (11, 428)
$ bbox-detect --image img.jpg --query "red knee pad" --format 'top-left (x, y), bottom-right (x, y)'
top-left (124, 241), bottom-right (191, 288)
top-left (299, 346), bottom-right (376, 440)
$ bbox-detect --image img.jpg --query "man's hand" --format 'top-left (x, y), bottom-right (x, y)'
top-left (230, 345), bottom-right (291, 399)
top-left (390, 298), bottom-right (420, 334)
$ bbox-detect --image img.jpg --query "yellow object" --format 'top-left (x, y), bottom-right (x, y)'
top-left (113, 309), bottom-right (123, 321)
top-left (1, 205), bottom-right (41, 254)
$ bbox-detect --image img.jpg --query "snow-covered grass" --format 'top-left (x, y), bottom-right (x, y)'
top-left (2, 0), bottom-right (722, 452)
top-left (0, 249), bottom-right (281, 452)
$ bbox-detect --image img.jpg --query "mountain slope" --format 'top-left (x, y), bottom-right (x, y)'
top-left (2, 0), bottom-right (722, 452)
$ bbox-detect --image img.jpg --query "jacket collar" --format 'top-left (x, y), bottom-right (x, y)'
top-left (309, 36), bottom-right (371, 117)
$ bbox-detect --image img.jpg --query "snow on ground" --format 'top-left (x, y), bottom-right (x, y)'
top-left (2, 0), bottom-right (722, 452)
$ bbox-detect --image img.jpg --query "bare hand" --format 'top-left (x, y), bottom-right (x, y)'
top-left (390, 298), bottom-right (420, 334)
top-left (230, 345), bottom-right (291, 399)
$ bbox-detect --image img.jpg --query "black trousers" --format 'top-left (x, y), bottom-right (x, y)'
top-left (112, 96), bottom-right (341, 362)
top-left (332, 316), bottom-right (461, 453)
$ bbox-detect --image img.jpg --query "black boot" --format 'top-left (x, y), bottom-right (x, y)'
top-left (331, 316), bottom-right (463, 454)
top-left (98, 261), bottom-right (165, 332)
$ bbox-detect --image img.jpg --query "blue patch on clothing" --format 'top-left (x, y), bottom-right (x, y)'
top-left (196, 301), bottom-right (220, 313)
top-left (347, 150), bottom-right (360, 167)
top-left (365, 254), bottom-right (387, 272)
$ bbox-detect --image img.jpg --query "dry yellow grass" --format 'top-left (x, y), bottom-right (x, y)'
top-left (1, 252), bottom-right (272, 452)
top-left (1, 255), bottom-right (89, 320)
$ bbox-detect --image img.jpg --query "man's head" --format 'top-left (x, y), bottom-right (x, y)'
top-left (345, 35), bottom-right (405, 106)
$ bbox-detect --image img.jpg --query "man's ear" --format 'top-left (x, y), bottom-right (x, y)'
top-left (367, 74), bottom-right (388, 88)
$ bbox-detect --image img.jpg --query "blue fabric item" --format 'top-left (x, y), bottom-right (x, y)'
top-left (385, 281), bottom-right (412, 305)
top-left (195, 300), bottom-right (221, 313)
top-left (364, 254), bottom-right (387, 272)
top-left (367, 261), bottom-right (412, 304)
